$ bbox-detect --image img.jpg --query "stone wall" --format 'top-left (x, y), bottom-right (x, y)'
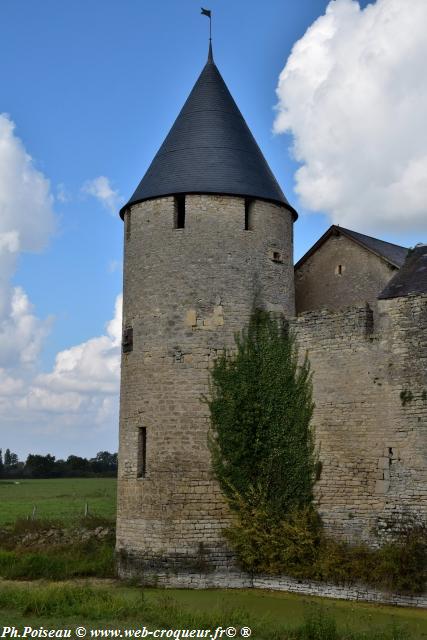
top-left (295, 233), bottom-right (397, 314)
top-left (291, 294), bottom-right (427, 541)
top-left (117, 191), bottom-right (426, 583)
top-left (116, 569), bottom-right (427, 608)
top-left (117, 194), bottom-right (295, 575)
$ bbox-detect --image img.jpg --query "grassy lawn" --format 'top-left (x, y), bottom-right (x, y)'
top-left (0, 478), bottom-right (116, 524)
top-left (0, 479), bottom-right (426, 638)
top-left (0, 581), bottom-right (426, 639)
top-left (164, 588), bottom-right (427, 637)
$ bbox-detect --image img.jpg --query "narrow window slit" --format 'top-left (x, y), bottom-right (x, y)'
top-left (122, 327), bottom-right (133, 353)
top-left (126, 210), bottom-right (132, 241)
top-left (174, 196), bottom-right (186, 229)
top-left (244, 198), bottom-right (253, 231)
top-left (137, 427), bottom-right (147, 478)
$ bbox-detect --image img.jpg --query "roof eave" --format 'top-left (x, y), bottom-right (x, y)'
top-left (294, 225), bottom-right (404, 271)
top-left (119, 191), bottom-right (298, 221)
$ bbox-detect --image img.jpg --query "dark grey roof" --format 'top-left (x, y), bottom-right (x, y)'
top-left (295, 225), bottom-right (408, 270)
top-left (340, 228), bottom-right (408, 268)
top-left (378, 245), bottom-right (427, 299)
top-left (120, 46), bottom-right (296, 219)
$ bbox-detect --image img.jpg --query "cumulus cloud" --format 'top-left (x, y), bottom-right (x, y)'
top-left (0, 114), bottom-right (121, 456)
top-left (0, 294), bottom-right (121, 455)
top-left (0, 287), bottom-right (52, 370)
top-left (0, 369), bottom-right (23, 396)
top-left (0, 114), bottom-right (55, 370)
top-left (0, 114), bottom-right (55, 253)
top-left (35, 295), bottom-right (122, 396)
top-left (83, 176), bottom-right (122, 213)
top-left (18, 294), bottom-right (121, 423)
top-left (274, 0), bottom-right (427, 232)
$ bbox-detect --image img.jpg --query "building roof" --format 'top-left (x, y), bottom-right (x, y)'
top-left (120, 44), bottom-right (296, 219)
top-left (378, 245), bottom-right (427, 299)
top-left (294, 225), bottom-right (408, 270)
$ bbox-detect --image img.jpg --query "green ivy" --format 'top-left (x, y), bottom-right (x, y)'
top-left (207, 310), bottom-right (316, 520)
top-left (206, 311), bottom-right (426, 594)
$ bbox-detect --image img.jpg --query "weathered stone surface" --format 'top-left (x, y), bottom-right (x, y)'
top-left (295, 232), bottom-right (398, 314)
top-left (290, 294), bottom-right (427, 542)
top-left (117, 191), bottom-right (426, 591)
top-left (117, 194), bottom-right (294, 574)
top-left (116, 567), bottom-right (427, 608)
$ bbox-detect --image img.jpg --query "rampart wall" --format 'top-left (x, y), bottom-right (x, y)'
top-left (291, 294), bottom-right (427, 541)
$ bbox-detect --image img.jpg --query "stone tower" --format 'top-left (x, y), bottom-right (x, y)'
top-left (116, 43), bottom-right (297, 579)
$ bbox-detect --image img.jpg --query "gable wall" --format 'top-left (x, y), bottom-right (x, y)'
top-left (295, 234), bottom-right (396, 314)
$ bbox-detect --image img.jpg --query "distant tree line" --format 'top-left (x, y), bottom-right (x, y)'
top-left (0, 449), bottom-right (118, 479)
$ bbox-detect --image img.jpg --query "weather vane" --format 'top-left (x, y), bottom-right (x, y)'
top-left (201, 7), bottom-right (212, 42)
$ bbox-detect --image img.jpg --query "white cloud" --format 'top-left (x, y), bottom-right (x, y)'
top-left (0, 114), bottom-right (55, 253)
top-left (0, 369), bottom-right (23, 396)
top-left (83, 176), bottom-right (122, 213)
top-left (0, 114), bottom-right (121, 457)
top-left (0, 287), bottom-right (52, 370)
top-left (35, 294), bottom-right (122, 396)
top-left (0, 114), bottom-right (55, 369)
top-left (274, 0), bottom-right (427, 233)
top-left (0, 294), bottom-right (121, 455)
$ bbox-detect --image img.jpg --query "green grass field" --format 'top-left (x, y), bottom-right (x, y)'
top-left (0, 478), bottom-right (116, 524)
top-left (0, 582), bottom-right (426, 639)
top-left (0, 478), bottom-right (426, 639)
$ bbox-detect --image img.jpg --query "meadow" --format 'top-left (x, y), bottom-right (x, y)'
top-left (0, 477), bottom-right (117, 524)
top-left (0, 581), bottom-right (426, 639)
top-left (0, 478), bottom-right (426, 639)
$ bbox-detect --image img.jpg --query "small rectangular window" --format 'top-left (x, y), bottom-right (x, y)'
top-left (244, 198), bottom-right (253, 231)
top-left (122, 327), bottom-right (133, 353)
top-left (174, 196), bottom-right (186, 228)
top-left (137, 427), bottom-right (147, 478)
top-left (126, 210), bottom-right (131, 241)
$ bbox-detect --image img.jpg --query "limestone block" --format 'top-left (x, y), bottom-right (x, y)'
top-left (185, 309), bottom-right (197, 327)
top-left (375, 480), bottom-right (390, 494)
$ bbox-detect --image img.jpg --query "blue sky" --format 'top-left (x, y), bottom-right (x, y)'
top-left (1, 0), bottom-right (426, 458)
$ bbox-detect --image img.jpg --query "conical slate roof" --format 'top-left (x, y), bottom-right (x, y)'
top-left (120, 45), bottom-right (296, 219)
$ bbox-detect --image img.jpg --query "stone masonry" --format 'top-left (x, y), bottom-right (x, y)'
top-left (116, 194), bottom-right (294, 575)
top-left (295, 232), bottom-right (398, 315)
top-left (117, 194), bottom-right (427, 577)
top-left (291, 294), bottom-right (427, 541)
top-left (116, 44), bottom-right (426, 589)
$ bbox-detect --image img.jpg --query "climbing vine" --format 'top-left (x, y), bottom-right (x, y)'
top-left (207, 311), bottom-right (426, 595)
top-left (208, 310), bottom-right (316, 520)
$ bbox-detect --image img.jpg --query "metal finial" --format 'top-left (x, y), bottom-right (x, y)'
top-left (201, 8), bottom-right (213, 62)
